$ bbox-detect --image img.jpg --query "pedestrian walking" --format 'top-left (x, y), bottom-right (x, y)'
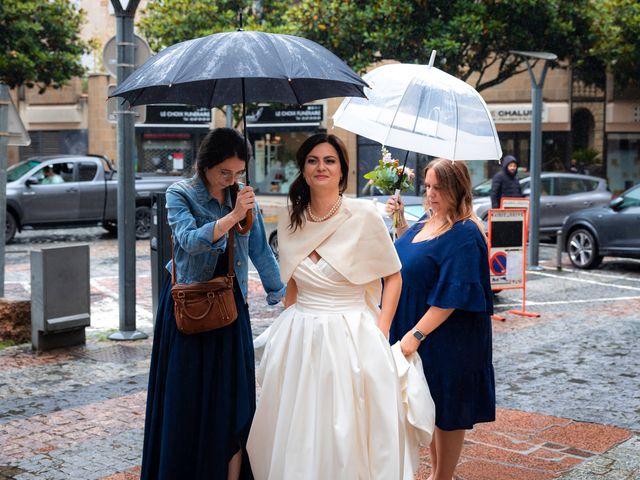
top-left (386, 159), bottom-right (496, 480)
top-left (490, 154), bottom-right (523, 208)
top-left (140, 128), bottom-right (285, 480)
top-left (568, 157), bottom-right (587, 174)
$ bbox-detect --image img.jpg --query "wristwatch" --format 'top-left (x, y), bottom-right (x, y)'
top-left (412, 328), bottom-right (426, 342)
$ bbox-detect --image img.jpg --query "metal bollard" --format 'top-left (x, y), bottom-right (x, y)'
top-left (555, 229), bottom-right (564, 271)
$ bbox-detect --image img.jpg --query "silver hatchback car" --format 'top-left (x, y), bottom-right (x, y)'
top-left (473, 173), bottom-right (612, 236)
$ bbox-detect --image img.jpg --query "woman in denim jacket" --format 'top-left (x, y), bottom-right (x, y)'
top-left (141, 128), bottom-right (285, 480)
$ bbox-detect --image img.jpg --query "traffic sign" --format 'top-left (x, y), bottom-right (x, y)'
top-left (102, 34), bottom-right (152, 78)
top-left (490, 251), bottom-right (508, 276)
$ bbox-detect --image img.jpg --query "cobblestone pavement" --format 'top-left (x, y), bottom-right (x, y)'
top-left (0, 230), bottom-right (639, 479)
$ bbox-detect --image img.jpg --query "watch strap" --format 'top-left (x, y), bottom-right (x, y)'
top-left (412, 328), bottom-right (426, 342)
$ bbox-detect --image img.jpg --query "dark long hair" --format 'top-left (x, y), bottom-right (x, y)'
top-left (195, 128), bottom-right (250, 179)
top-left (288, 133), bottom-right (349, 231)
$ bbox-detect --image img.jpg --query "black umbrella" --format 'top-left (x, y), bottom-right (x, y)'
top-left (111, 30), bottom-right (367, 106)
top-left (110, 30), bottom-right (368, 230)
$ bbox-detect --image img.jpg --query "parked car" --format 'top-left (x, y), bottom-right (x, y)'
top-left (365, 194), bottom-right (425, 231)
top-left (267, 195), bottom-right (426, 258)
top-left (5, 154), bottom-right (182, 243)
top-left (473, 172), bottom-right (612, 236)
top-left (561, 183), bottom-right (640, 269)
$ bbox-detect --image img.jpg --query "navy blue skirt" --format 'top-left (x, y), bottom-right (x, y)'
top-left (141, 275), bottom-right (255, 479)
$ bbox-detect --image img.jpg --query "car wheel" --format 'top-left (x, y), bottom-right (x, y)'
top-left (5, 211), bottom-right (17, 244)
top-left (135, 205), bottom-right (152, 240)
top-left (268, 230), bottom-right (278, 259)
top-left (567, 228), bottom-right (603, 269)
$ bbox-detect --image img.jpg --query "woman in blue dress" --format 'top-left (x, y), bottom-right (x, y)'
top-left (387, 158), bottom-right (495, 480)
top-left (141, 128), bottom-right (285, 480)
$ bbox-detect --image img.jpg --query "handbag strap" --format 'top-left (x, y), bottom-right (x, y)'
top-left (171, 227), bottom-right (235, 286)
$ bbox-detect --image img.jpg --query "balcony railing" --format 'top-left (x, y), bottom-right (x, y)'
top-left (572, 80), bottom-right (605, 101)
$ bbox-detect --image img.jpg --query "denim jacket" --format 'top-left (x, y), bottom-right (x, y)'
top-left (165, 176), bottom-right (285, 305)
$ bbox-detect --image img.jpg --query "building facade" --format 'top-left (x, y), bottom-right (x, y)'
top-left (8, 1), bottom-right (640, 196)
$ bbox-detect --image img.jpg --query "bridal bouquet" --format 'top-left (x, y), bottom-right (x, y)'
top-left (363, 147), bottom-right (415, 231)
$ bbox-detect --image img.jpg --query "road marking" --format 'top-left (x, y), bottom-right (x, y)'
top-left (497, 295), bottom-right (640, 307)
top-left (528, 270), bottom-right (640, 292)
top-left (541, 265), bottom-right (640, 283)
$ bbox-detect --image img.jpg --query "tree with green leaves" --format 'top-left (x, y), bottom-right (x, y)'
top-left (138, 0), bottom-right (292, 126)
top-left (138, 0), bottom-right (635, 93)
top-left (138, 0), bottom-right (291, 52)
top-left (0, 0), bottom-right (87, 91)
top-left (285, 0), bottom-right (598, 92)
top-left (587, 0), bottom-right (640, 89)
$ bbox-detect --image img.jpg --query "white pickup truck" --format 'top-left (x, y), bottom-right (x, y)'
top-left (5, 154), bottom-right (182, 243)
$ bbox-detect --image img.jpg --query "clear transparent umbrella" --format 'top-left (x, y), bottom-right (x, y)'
top-left (333, 52), bottom-right (502, 161)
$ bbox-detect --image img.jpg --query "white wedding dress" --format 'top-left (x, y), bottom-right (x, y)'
top-left (247, 256), bottom-right (409, 480)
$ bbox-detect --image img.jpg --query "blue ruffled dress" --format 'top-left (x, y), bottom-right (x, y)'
top-left (389, 218), bottom-right (495, 431)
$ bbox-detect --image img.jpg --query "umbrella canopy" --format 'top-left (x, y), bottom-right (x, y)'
top-left (110, 30), bottom-right (367, 107)
top-left (110, 29), bottom-right (367, 233)
top-left (333, 58), bottom-right (502, 161)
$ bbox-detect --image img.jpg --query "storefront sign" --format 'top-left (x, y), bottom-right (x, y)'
top-left (247, 105), bottom-right (323, 125)
top-left (489, 103), bottom-right (548, 124)
top-left (145, 105), bottom-right (211, 125)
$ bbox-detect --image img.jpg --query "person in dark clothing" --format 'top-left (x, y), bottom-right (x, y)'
top-left (490, 155), bottom-right (523, 208)
top-left (568, 157), bottom-right (587, 174)
top-left (140, 128), bottom-right (285, 480)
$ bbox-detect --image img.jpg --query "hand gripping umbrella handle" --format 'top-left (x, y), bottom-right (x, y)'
top-left (230, 183), bottom-right (254, 234)
top-left (235, 210), bottom-right (253, 234)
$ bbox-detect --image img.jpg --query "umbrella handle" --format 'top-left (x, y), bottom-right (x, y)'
top-left (230, 182), bottom-right (254, 234)
top-left (235, 210), bottom-right (253, 234)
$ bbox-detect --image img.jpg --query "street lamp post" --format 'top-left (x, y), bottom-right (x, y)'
top-left (510, 50), bottom-right (558, 269)
top-left (109, 0), bottom-right (147, 341)
top-left (0, 85), bottom-right (9, 297)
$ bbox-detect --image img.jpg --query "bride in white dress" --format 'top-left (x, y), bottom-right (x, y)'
top-left (247, 134), bottom-right (429, 480)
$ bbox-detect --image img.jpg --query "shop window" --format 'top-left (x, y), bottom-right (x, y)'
top-left (250, 131), bottom-right (313, 195)
top-left (607, 133), bottom-right (640, 194)
top-left (356, 136), bottom-right (425, 196)
top-left (141, 134), bottom-right (193, 174)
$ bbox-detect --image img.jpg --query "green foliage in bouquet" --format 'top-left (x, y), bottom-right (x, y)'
top-left (363, 147), bottom-right (415, 194)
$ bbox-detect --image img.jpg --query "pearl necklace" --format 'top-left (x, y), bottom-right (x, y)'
top-left (307, 195), bottom-right (342, 222)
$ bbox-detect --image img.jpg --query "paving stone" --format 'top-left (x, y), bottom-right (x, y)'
top-left (540, 422), bottom-right (631, 454)
top-left (2, 238), bottom-right (639, 479)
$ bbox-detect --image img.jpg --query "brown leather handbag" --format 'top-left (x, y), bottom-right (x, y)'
top-left (171, 230), bottom-right (238, 334)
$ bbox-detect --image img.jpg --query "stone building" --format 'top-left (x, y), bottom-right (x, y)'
top-left (8, 1), bottom-right (640, 196)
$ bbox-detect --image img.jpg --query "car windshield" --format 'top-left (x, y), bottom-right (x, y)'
top-left (621, 185), bottom-right (640, 208)
top-left (472, 179), bottom-right (492, 197)
top-left (7, 160), bottom-right (41, 182)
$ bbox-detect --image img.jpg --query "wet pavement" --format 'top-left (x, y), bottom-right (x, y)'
top-left (0, 228), bottom-right (639, 479)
